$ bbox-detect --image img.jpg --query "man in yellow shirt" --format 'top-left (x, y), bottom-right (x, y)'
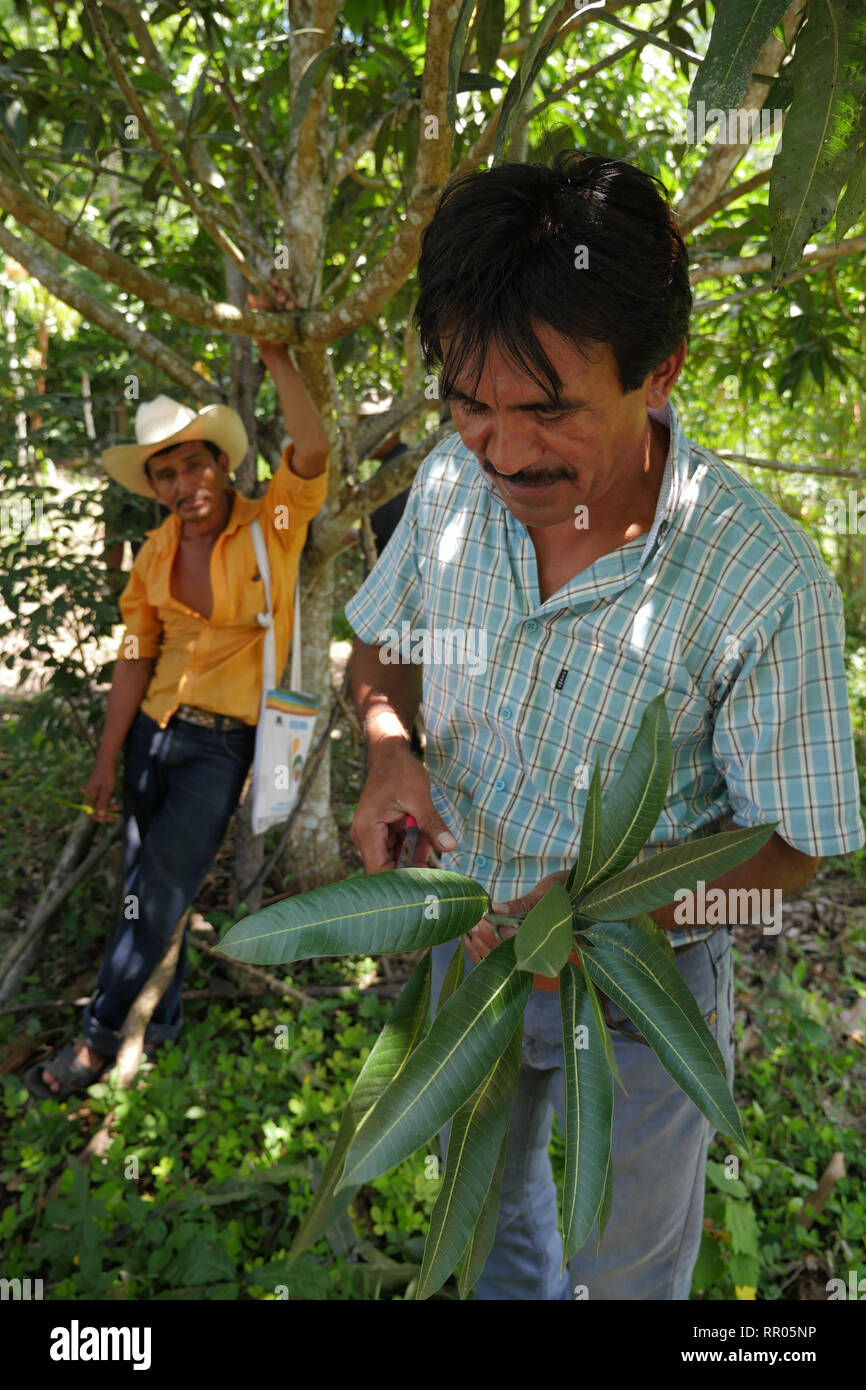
top-left (26, 288), bottom-right (329, 1099)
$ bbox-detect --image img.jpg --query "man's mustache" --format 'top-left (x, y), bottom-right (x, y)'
top-left (482, 459), bottom-right (573, 486)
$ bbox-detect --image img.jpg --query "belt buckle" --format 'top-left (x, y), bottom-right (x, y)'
top-left (178, 705), bottom-right (216, 730)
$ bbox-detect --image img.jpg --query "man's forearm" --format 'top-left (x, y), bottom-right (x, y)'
top-left (350, 638), bottom-right (422, 761)
top-left (97, 657), bottom-right (156, 763)
top-left (267, 350), bottom-right (329, 477)
top-left (649, 826), bottom-right (820, 933)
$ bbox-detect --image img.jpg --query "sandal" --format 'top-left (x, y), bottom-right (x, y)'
top-left (23, 1043), bottom-right (109, 1101)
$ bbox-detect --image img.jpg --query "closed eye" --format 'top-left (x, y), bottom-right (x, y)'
top-left (457, 400), bottom-right (569, 422)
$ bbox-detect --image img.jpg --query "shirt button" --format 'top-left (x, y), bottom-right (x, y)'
top-left (493, 778), bottom-right (506, 791)
top-left (501, 706), bottom-right (513, 720)
top-left (526, 620), bottom-right (538, 632)
top-left (475, 855), bottom-right (487, 868)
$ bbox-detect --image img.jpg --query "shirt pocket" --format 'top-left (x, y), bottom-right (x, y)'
top-left (223, 557), bottom-right (269, 629)
top-left (513, 637), bottom-right (709, 837)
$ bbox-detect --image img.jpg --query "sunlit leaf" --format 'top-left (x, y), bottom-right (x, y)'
top-left (219, 868), bottom-right (488, 965)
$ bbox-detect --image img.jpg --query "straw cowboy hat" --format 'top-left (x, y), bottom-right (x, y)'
top-left (101, 394), bottom-right (249, 498)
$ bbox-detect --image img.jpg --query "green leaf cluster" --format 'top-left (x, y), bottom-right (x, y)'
top-left (221, 694), bottom-right (778, 1295)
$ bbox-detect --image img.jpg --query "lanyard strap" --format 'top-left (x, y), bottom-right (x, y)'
top-left (250, 517), bottom-right (301, 691)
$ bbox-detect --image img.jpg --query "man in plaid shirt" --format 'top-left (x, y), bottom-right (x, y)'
top-left (345, 152), bottom-right (864, 1299)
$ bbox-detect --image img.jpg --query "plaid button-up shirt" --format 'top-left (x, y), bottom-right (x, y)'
top-left (345, 400), bottom-right (864, 946)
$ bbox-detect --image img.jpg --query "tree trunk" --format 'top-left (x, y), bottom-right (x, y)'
top-left (275, 0), bottom-right (344, 892)
top-left (281, 553), bottom-right (344, 889)
top-left (225, 257), bottom-right (263, 497)
top-left (233, 775), bottom-right (265, 914)
top-left (224, 255), bottom-right (269, 907)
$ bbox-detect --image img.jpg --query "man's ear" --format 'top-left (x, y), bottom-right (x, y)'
top-left (646, 340), bottom-right (687, 409)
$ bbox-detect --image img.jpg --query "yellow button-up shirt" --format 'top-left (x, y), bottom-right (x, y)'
top-left (116, 444), bottom-right (328, 728)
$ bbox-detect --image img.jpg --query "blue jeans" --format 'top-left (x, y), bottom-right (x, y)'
top-left (82, 709), bottom-right (255, 1057)
top-left (430, 928), bottom-right (735, 1300)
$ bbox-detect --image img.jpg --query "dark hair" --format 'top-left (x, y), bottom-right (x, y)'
top-left (144, 438), bottom-right (223, 481)
top-left (413, 150), bottom-right (691, 398)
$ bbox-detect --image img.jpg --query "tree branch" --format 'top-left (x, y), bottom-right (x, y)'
top-left (296, 0), bottom-right (455, 341)
top-left (82, 0), bottom-right (271, 294)
top-left (334, 103), bottom-right (413, 184)
top-left (0, 171), bottom-right (293, 337)
top-left (212, 63), bottom-right (294, 241)
top-left (690, 233), bottom-right (866, 285)
top-left (592, 9), bottom-right (702, 63)
top-left (675, 0), bottom-right (805, 227)
top-left (679, 167), bottom-right (772, 236)
top-left (321, 186), bottom-right (404, 302)
top-left (521, 0), bottom-right (705, 137)
top-left (497, 0), bottom-right (648, 60)
top-left (329, 418), bottom-right (455, 536)
top-left (714, 451), bottom-right (865, 479)
top-left (0, 223), bottom-right (223, 404)
top-left (99, 0), bottom-right (262, 251)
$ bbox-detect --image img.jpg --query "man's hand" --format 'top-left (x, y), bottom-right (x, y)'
top-left (247, 277), bottom-right (329, 478)
top-left (465, 870), bottom-right (576, 991)
top-left (350, 743), bottom-right (458, 874)
top-left (82, 756), bottom-right (120, 823)
top-left (247, 280), bottom-right (297, 369)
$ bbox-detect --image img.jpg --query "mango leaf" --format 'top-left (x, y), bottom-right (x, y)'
top-left (580, 927), bottom-right (743, 1143)
top-left (581, 920), bottom-right (728, 1078)
top-left (596, 1150), bottom-right (613, 1252)
top-left (436, 938), bottom-right (466, 1014)
top-left (835, 126), bottom-right (866, 239)
top-left (559, 963), bottom-right (614, 1267)
top-left (515, 881), bottom-right (574, 976)
top-left (60, 120), bottom-right (88, 156)
top-left (285, 953), bottom-right (432, 1268)
top-left (689, 0), bottom-right (792, 113)
top-left (458, 1126), bottom-right (509, 1299)
top-left (494, 0), bottom-right (568, 162)
top-left (769, 0), bottom-right (866, 280)
top-left (416, 1016), bottom-right (522, 1299)
top-left (455, 72), bottom-right (503, 92)
top-left (218, 868), bottom-right (488, 965)
top-left (338, 937), bottom-right (532, 1189)
top-left (577, 822), bottom-right (778, 922)
top-left (566, 759), bottom-right (603, 899)
top-left (629, 912), bottom-right (676, 962)
top-left (476, 0), bottom-right (506, 75)
top-left (373, 108), bottom-right (395, 177)
top-left (579, 693), bottom-right (672, 897)
top-left (288, 45), bottom-right (337, 149)
top-left (581, 962), bottom-right (626, 1095)
top-left (447, 1), bottom-right (479, 129)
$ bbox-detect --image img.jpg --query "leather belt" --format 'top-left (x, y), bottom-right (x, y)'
top-left (173, 704), bottom-right (251, 733)
top-left (672, 924), bottom-right (730, 954)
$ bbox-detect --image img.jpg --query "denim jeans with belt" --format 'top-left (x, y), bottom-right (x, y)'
top-left (430, 927), bottom-right (735, 1300)
top-left (82, 708), bottom-right (256, 1057)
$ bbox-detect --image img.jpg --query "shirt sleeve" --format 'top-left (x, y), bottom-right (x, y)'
top-left (261, 442), bottom-right (329, 544)
top-left (712, 578), bottom-right (865, 857)
top-left (116, 547), bottom-right (163, 661)
top-left (343, 466), bottom-right (424, 644)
